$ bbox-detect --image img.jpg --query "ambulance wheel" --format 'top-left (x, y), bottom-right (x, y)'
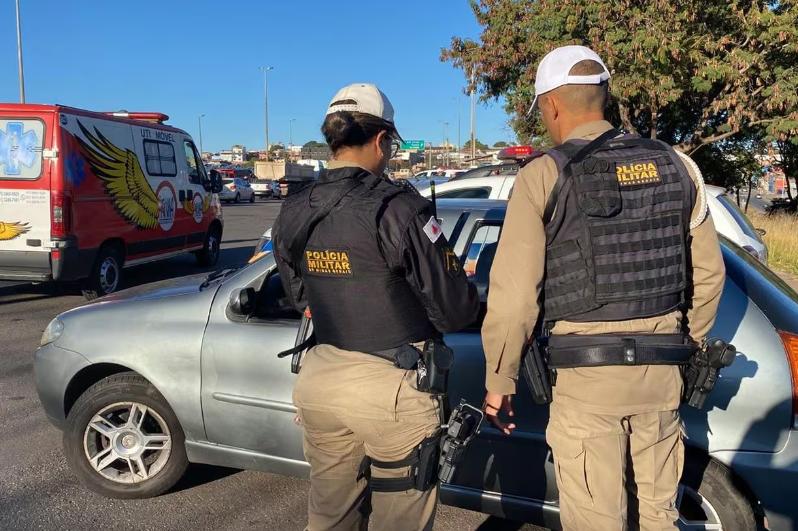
top-left (195, 226), bottom-right (221, 267)
top-left (82, 245), bottom-right (124, 300)
top-left (234, 193), bottom-right (240, 204)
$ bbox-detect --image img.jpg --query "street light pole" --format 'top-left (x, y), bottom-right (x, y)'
top-left (197, 114), bottom-right (205, 155)
top-left (441, 121), bottom-right (450, 167)
top-left (259, 66), bottom-right (274, 159)
top-left (470, 67), bottom-right (477, 164)
top-left (15, 0), bottom-right (26, 103)
top-left (289, 118), bottom-right (296, 148)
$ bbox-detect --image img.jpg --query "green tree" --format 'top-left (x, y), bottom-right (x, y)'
top-left (493, 141), bottom-right (509, 148)
top-left (443, 0), bottom-right (798, 158)
top-left (463, 138), bottom-right (489, 151)
top-left (303, 140), bottom-right (327, 149)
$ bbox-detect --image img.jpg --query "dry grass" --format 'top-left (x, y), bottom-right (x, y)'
top-left (749, 212), bottom-right (798, 275)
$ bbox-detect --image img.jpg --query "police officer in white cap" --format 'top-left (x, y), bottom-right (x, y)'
top-left (481, 46), bottom-right (725, 529)
top-left (273, 83), bottom-right (479, 530)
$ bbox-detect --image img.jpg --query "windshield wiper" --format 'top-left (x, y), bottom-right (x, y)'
top-left (199, 268), bottom-right (238, 290)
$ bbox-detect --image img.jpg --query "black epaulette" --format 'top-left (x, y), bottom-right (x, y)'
top-left (518, 149), bottom-right (548, 168)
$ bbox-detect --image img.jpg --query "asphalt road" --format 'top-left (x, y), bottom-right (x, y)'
top-left (0, 200), bottom-right (537, 531)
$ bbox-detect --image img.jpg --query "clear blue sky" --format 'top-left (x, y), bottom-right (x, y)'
top-left (0, 0), bottom-right (515, 152)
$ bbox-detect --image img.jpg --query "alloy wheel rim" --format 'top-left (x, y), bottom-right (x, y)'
top-left (83, 401), bottom-right (172, 484)
top-left (677, 484), bottom-right (723, 530)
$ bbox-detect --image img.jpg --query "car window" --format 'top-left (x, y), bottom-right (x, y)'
top-left (253, 271), bottom-right (302, 320)
top-left (223, 178), bottom-right (234, 185)
top-left (183, 141), bottom-right (202, 184)
top-left (462, 223), bottom-right (501, 278)
top-left (436, 187), bottom-right (492, 200)
top-left (716, 194), bottom-right (762, 241)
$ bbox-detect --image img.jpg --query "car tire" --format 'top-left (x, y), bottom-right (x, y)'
top-left (82, 244), bottom-right (124, 300)
top-left (234, 193), bottom-right (240, 204)
top-left (195, 225), bottom-right (221, 266)
top-left (249, 192), bottom-right (255, 203)
top-left (678, 452), bottom-right (758, 530)
top-left (63, 372), bottom-right (188, 499)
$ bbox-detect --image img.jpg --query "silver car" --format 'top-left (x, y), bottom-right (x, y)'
top-left (35, 200), bottom-right (798, 529)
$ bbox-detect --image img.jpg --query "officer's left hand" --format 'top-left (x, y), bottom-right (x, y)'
top-left (483, 391), bottom-right (516, 435)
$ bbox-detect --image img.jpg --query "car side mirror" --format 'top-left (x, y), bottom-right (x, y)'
top-left (229, 287), bottom-right (256, 316)
top-left (756, 227), bottom-right (767, 237)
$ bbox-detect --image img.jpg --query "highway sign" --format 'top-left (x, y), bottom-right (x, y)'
top-left (401, 140), bottom-right (425, 151)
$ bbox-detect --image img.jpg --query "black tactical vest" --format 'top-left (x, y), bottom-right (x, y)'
top-left (542, 132), bottom-right (696, 323)
top-left (277, 167), bottom-right (438, 352)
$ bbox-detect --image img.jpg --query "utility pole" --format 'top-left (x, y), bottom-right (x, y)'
top-left (470, 67), bottom-right (477, 164)
top-left (197, 114), bottom-right (205, 155)
top-left (259, 66), bottom-right (274, 159)
top-left (441, 121), bottom-right (450, 167)
top-left (15, 0), bottom-right (26, 103)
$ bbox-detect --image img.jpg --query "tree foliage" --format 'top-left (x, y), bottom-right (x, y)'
top-left (303, 140), bottom-right (327, 149)
top-left (493, 141), bottom-right (509, 147)
top-left (443, 0), bottom-right (798, 158)
top-left (464, 138), bottom-right (489, 150)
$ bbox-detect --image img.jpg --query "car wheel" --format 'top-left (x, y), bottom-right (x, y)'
top-left (249, 192), bottom-right (255, 203)
top-left (82, 244), bottom-right (123, 300)
top-left (63, 372), bottom-right (188, 499)
top-left (678, 453), bottom-right (757, 530)
top-left (195, 225), bottom-right (221, 266)
top-left (234, 193), bottom-right (240, 203)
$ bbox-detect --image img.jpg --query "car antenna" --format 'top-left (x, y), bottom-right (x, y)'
top-left (430, 179), bottom-right (438, 220)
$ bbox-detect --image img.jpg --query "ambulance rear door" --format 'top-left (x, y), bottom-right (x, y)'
top-left (0, 114), bottom-right (53, 279)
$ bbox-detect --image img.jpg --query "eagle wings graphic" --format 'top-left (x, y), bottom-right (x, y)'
top-left (0, 221), bottom-right (30, 241)
top-left (76, 122), bottom-right (160, 229)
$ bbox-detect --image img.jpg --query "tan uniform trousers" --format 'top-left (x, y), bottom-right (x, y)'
top-left (547, 400), bottom-right (684, 531)
top-left (293, 344), bottom-right (441, 531)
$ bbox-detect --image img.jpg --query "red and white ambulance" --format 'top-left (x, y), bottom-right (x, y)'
top-left (0, 104), bottom-right (224, 298)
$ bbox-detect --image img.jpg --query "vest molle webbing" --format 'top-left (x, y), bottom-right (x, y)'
top-left (543, 134), bottom-right (696, 324)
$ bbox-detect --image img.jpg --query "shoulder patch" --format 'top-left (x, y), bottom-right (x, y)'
top-left (423, 216), bottom-right (443, 243)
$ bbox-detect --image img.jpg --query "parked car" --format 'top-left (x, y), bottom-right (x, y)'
top-left (218, 178), bottom-right (255, 203)
top-left (707, 185), bottom-right (768, 263)
top-left (418, 173), bottom-right (769, 264)
top-left (249, 179), bottom-right (273, 199)
top-left (35, 199), bottom-right (798, 529)
top-left (0, 104), bottom-right (224, 299)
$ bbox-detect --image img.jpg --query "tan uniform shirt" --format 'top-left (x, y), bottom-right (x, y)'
top-left (482, 120), bottom-right (725, 414)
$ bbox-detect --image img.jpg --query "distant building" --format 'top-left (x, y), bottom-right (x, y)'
top-left (301, 145), bottom-right (332, 161)
top-left (218, 150), bottom-right (234, 163)
top-left (231, 145), bottom-right (247, 163)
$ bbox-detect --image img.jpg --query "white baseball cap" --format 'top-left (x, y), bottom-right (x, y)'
top-left (529, 45), bottom-right (611, 113)
top-left (326, 83), bottom-right (400, 134)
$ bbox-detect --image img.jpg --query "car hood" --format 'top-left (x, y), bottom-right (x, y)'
top-left (96, 273), bottom-right (210, 303)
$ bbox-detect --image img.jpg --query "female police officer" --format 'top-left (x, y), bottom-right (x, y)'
top-left (272, 83), bottom-right (479, 531)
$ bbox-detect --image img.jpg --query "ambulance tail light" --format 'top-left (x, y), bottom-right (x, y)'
top-left (779, 331), bottom-right (798, 419)
top-left (51, 191), bottom-right (72, 238)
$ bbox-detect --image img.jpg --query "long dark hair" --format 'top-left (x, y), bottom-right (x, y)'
top-left (321, 110), bottom-right (396, 153)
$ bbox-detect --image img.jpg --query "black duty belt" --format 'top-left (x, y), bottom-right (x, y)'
top-left (545, 333), bottom-right (697, 369)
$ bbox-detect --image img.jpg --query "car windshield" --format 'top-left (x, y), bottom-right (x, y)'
top-left (716, 194), bottom-right (762, 242)
top-left (222, 179), bottom-right (234, 185)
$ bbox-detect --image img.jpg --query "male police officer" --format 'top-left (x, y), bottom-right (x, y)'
top-left (273, 83), bottom-right (479, 531)
top-left (481, 47), bottom-right (725, 529)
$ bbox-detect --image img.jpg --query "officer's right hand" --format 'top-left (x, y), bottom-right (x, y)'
top-left (483, 391), bottom-right (516, 435)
